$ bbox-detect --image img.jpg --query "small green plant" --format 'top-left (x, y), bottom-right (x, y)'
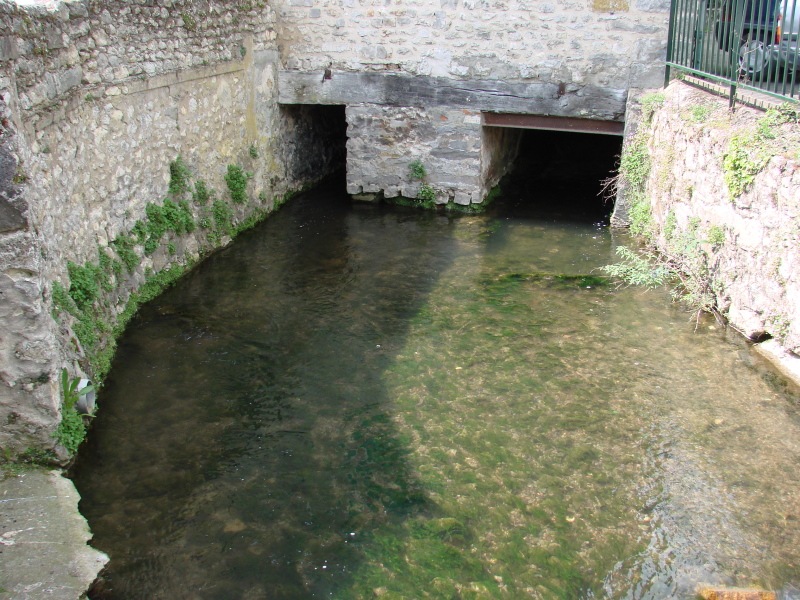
top-left (111, 234), bottom-right (139, 273)
top-left (409, 160), bottom-right (427, 181)
top-left (664, 209), bottom-right (677, 240)
top-left (54, 370), bottom-right (95, 454)
top-left (131, 220), bottom-right (147, 244)
top-left (707, 225), bottom-right (725, 246)
top-left (689, 104), bottom-right (713, 123)
top-left (212, 199), bottom-right (233, 234)
top-left (167, 242), bottom-right (176, 255)
top-left (640, 91), bottom-right (665, 122)
top-left (723, 134), bottom-right (766, 198)
top-left (606, 222), bottom-right (721, 324)
top-left (604, 247), bottom-right (671, 289)
top-left (168, 156), bottom-right (192, 196)
top-left (51, 281), bottom-right (76, 319)
top-left (67, 261), bottom-right (99, 310)
top-left (249, 146), bottom-right (258, 159)
top-left (193, 180), bottom-right (212, 205)
top-left (418, 183), bottom-right (436, 203)
top-left (225, 165), bottom-right (252, 204)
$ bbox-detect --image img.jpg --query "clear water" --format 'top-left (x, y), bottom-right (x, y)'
top-left (72, 179), bottom-right (800, 600)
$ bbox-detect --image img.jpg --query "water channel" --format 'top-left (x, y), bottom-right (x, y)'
top-left (72, 134), bottom-right (800, 600)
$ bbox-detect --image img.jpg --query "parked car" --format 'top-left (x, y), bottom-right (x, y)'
top-left (715, 0), bottom-right (800, 78)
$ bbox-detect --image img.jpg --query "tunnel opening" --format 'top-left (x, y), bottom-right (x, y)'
top-left (278, 104), bottom-right (348, 183)
top-left (492, 127), bottom-right (623, 223)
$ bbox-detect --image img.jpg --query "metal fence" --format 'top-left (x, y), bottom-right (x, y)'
top-left (665, 0), bottom-right (800, 104)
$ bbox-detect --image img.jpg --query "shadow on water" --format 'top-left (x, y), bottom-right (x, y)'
top-left (71, 176), bottom-right (480, 599)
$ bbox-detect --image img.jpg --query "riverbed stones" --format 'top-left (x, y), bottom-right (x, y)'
top-left (698, 585), bottom-right (777, 600)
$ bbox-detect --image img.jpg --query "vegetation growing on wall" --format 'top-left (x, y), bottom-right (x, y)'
top-left (48, 157), bottom-right (309, 456)
top-left (54, 370), bottom-right (94, 455)
top-left (722, 105), bottom-right (799, 198)
top-left (225, 165), bottom-right (253, 204)
top-left (606, 91), bottom-right (725, 322)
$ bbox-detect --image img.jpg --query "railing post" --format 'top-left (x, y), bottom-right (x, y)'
top-left (665, 0), bottom-right (678, 87)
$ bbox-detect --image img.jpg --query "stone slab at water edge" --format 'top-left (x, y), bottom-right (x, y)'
top-left (0, 469), bottom-right (107, 599)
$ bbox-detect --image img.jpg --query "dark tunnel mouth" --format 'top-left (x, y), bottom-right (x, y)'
top-left (278, 105), bottom-right (623, 224)
top-left (278, 104), bottom-right (348, 182)
top-left (490, 127), bottom-right (624, 223)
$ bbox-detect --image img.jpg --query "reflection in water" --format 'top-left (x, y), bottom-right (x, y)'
top-left (73, 175), bottom-right (800, 599)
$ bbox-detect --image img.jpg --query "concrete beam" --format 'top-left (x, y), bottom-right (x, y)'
top-left (278, 71), bottom-right (628, 121)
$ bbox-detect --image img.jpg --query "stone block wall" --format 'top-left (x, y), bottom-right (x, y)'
top-left (345, 106), bottom-right (522, 205)
top-left (273, 0), bottom-right (670, 91)
top-left (0, 0), bottom-right (344, 457)
top-left (613, 81), bottom-right (800, 351)
top-left (346, 105), bottom-right (479, 203)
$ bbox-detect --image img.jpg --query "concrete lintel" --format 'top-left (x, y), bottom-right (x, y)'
top-left (482, 112), bottom-right (625, 135)
top-left (278, 70), bottom-right (627, 121)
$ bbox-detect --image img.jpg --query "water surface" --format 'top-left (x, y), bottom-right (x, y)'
top-left (73, 178), bottom-right (800, 600)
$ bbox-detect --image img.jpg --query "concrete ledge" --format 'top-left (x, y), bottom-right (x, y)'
top-left (0, 470), bottom-right (107, 600)
top-left (753, 340), bottom-right (800, 391)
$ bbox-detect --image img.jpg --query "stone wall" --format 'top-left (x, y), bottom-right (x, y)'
top-left (0, 0), bottom-right (345, 458)
top-left (272, 0), bottom-right (669, 91)
top-left (344, 106), bottom-right (522, 205)
top-left (346, 105), bottom-right (476, 203)
top-left (613, 80), bottom-right (800, 351)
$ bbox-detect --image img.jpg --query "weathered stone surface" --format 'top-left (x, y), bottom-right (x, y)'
top-left (345, 104), bottom-right (520, 204)
top-left (279, 71), bottom-right (629, 121)
top-left (0, 469), bottom-right (108, 600)
top-left (272, 0), bottom-right (668, 90)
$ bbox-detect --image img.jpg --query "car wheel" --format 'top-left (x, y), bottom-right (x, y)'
top-left (738, 36), bottom-right (772, 79)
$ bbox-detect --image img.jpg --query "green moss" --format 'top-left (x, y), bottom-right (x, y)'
top-left (181, 12), bottom-right (197, 31)
top-left (233, 208), bottom-right (268, 236)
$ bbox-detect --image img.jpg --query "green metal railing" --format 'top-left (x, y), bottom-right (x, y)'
top-left (665, 0), bottom-right (800, 105)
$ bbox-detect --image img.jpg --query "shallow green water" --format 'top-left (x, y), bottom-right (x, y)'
top-left (73, 183), bottom-right (800, 600)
